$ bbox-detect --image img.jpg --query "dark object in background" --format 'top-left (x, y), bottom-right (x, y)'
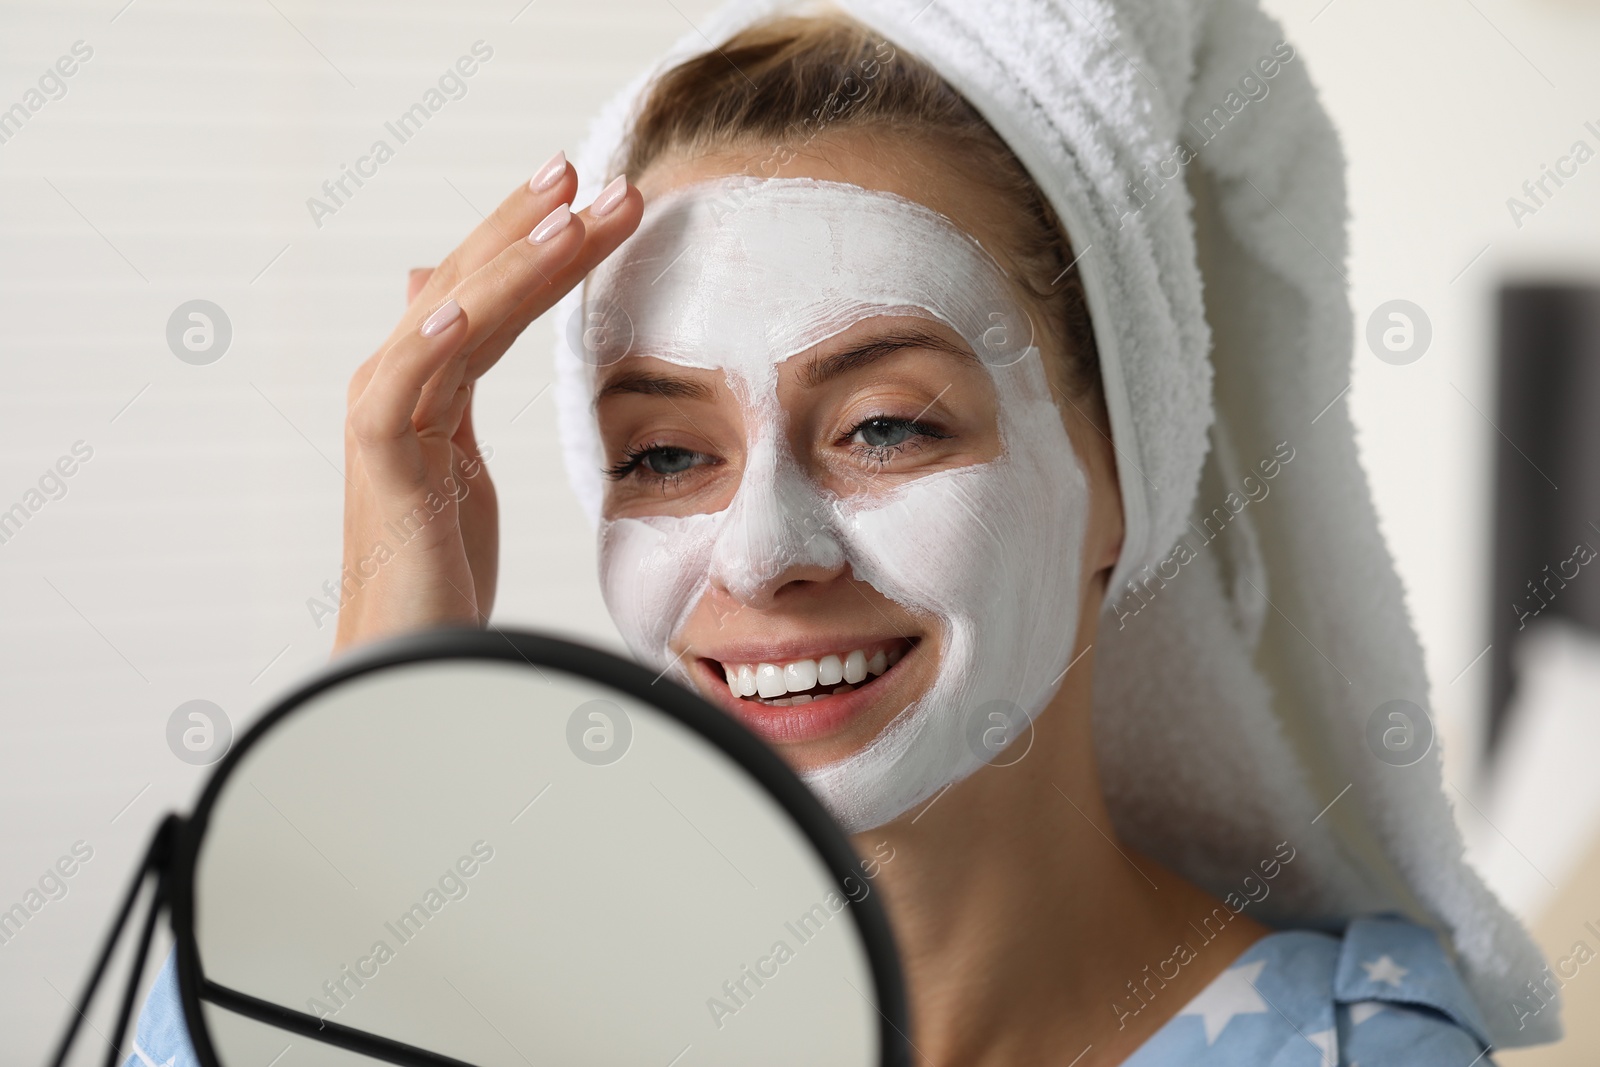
top-left (1489, 284), bottom-right (1600, 748)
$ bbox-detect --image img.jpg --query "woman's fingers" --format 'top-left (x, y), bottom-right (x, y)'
top-left (348, 299), bottom-right (469, 493)
top-left (410, 153), bottom-right (576, 311)
top-left (449, 382), bottom-right (500, 616)
top-left (351, 163), bottom-right (640, 504)
top-left (463, 177), bottom-right (646, 380)
top-left (412, 201), bottom-right (594, 421)
top-left (355, 202), bottom-right (588, 472)
top-left (407, 267), bottom-right (434, 305)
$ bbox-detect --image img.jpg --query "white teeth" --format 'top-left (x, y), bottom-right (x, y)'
top-left (756, 692), bottom-right (814, 707)
top-left (721, 646), bottom-right (907, 699)
top-left (755, 663), bottom-right (785, 698)
top-left (784, 660), bottom-right (818, 692)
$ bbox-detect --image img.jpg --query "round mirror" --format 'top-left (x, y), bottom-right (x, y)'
top-left (166, 628), bottom-right (907, 1067)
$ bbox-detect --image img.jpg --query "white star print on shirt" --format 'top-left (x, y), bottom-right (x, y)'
top-left (1305, 1027), bottom-right (1337, 1066)
top-left (129, 1039), bottom-right (177, 1067)
top-left (1178, 958), bottom-right (1269, 1044)
top-left (1361, 955), bottom-right (1409, 987)
top-left (1349, 1000), bottom-right (1388, 1025)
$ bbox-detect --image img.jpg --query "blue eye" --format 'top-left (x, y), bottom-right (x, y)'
top-left (641, 447), bottom-right (698, 475)
top-left (844, 416), bottom-right (952, 464)
top-left (604, 445), bottom-right (709, 482)
top-left (852, 418), bottom-right (916, 449)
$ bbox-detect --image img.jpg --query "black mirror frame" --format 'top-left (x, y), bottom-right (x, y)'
top-left (163, 625), bottom-right (912, 1067)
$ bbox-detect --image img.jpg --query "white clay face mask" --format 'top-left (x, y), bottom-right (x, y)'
top-left (580, 175), bottom-right (1092, 832)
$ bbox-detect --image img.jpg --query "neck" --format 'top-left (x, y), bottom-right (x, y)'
top-left (851, 655), bottom-right (1270, 1066)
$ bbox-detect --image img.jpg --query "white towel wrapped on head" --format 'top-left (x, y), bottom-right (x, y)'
top-left (548, 0), bottom-right (1560, 1047)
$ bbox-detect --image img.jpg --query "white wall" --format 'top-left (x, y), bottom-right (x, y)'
top-left (4, 0), bottom-right (1598, 1061)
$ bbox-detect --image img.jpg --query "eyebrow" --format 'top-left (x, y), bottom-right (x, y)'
top-left (593, 324), bottom-right (978, 403)
top-left (798, 325), bottom-right (979, 388)
top-left (595, 370), bottom-right (716, 404)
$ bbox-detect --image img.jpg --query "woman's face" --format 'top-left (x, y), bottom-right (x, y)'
top-left (599, 315), bottom-right (999, 761)
top-left (587, 130), bottom-right (1121, 831)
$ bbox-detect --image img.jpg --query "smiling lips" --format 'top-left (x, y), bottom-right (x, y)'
top-left (718, 640), bottom-right (910, 706)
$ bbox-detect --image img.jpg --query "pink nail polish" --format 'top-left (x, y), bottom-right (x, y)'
top-left (530, 150), bottom-right (566, 193)
top-left (529, 203), bottom-right (572, 244)
top-left (421, 299), bottom-right (461, 337)
top-left (589, 174), bottom-right (629, 218)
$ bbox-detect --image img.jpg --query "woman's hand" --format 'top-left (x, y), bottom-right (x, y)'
top-left (332, 156), bottom-right (641, 657)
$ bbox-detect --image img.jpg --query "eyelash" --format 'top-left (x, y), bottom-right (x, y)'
top-left (841, 415), bottom-right (952, 465)
top-left (603, 442), bottom-right (703, 487)
top-left (604, 416), bottom-right (952, 487)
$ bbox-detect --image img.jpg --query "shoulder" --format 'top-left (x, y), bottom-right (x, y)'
top-left (123, 946), bottom-right (203, 1067)
top-left (1123, 914), bottom-right (1495, 1066)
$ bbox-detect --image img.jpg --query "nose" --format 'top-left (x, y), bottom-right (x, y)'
top-left (707, 426), bottom-right (847, 608)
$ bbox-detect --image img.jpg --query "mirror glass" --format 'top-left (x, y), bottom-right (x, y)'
top-left (186, 657), bottom-right (881, 1066)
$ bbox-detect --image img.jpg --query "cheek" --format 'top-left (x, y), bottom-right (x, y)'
top-left (842, 392), bottom-right (1089, 613)
top-left (599, 513), bottom-right (718, 667)
top-left (840, 464), bottom-right (1002, 620)
top-left (835, 385), bottom-right (1092, 718)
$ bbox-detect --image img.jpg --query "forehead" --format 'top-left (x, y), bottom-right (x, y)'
top-left (633, 129), bottom-right (1016, 257)
top-left (582, 175), bottom-right (1035, 377)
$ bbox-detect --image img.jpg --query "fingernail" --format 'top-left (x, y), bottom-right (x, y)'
top-left (421, 299), bottom-right (462, 337)
top-left (529, 150), bottom-right (566, 192)
top-left (589, 174), bottom-right (629, 218)
top-left (528, 202), bottom-right (572, 244)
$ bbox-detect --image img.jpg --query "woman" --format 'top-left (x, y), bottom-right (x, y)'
top-left (127, 1), bottom-right (1559, 1064)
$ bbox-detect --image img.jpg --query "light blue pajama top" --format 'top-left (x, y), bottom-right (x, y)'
top-left (125, 914), bottom-right (1500, 1066)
